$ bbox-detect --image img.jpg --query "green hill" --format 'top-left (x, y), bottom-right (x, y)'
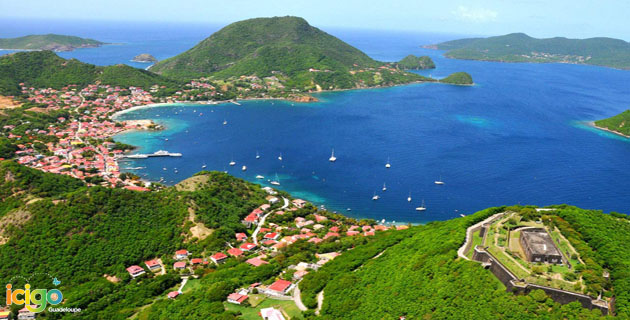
top-left (151, 16), bottom-right (437, 90)
top-left (594, 110), bottom-right (630, 137)
top-left (396, 54), bottom-right (435, 70)
top-left (0, 51), bottom-right (180, 95)
top-left (0, 34), bottom-right (105, 51)
top-left (0, 161), bottom-right (628, 318)
top-left (439, 71), bottom-right (473, 85)
top-left (430, 33), bottom-right (630, 69)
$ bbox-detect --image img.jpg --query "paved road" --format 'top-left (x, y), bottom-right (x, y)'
top-left (177, 276), bottom-right (189, 293)
top-left (457, 212), bottom-right (505, 260)
top-left (293, 283), bottom-right (308, 311)
top-left (315, 290), bottom-right (324, 315)
top-left (252, 197), bottom-right (289, 245)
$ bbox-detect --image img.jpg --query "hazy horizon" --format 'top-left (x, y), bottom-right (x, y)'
top-left (1, 0), bottom-right (630, 41)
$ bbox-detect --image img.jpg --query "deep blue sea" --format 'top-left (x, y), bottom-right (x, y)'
top-left (4, 19), bottom-right (630, 223)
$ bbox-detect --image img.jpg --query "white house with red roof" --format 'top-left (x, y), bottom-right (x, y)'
top-left (126, 265), bottom-right (145, 278)
top-left (266, 279), bottom-right (294, 296)
top-left (240, 242), bottom-right (257, 252)
top-left (173, 261), bottom-right (187, 270)
top-left (263, 232), bottom-right (279, 240)
top-left (227, 292), bottom-right (249, 305)
top-left (292, 199), bottom-right (307, 208)
top-left (175, 249), bottom-right (190, 260)
top-left (211, 252), bottom-right (228, 264)
top-left (167, 291), bottom-right (180, 299)
top-left (144, 259), bottom-right (162, 272)
top-left (235, 233), bottom-right (247, 242)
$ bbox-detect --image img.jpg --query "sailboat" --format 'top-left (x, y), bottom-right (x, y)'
top-left (385, 157), bottom-right (391, 168)
top-left (329, 149), bottom-right (337, 162)
top-left (407, 192), bottom-right (412, 202)
top-left (416, 199), bottom-right (426, 211)
top-left (223, 119), bottom-right (228, 125)
top-left (242, 165), bottom-right (247, 171)
top-left (434, 175), bottom-right (445, 185)
top-left (278, 153), bottom-right (283, 161)
top-left (256, 175), bottom-right (265, 179)
top-left (270, 173), bottom-right (280, 185)
top-left (382, 183), bottom-right (387, 191)
top-left (229, 158), bottom-right (236, 166)
top-left (201, 164), bottom-right (207, 169)
top-left (256, 151), bottom-right (260, 159)
top-left (372, 192), bottom-right (380, 200)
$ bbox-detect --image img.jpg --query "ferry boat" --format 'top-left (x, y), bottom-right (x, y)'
top-left (416, 200), bottom-right (426, 211)
top-left (152, 150), bottom-right (182, 157)
top-left (126, 154), bottom-right (149, 159)
top-left (329, 149), bottom-right (337, 162)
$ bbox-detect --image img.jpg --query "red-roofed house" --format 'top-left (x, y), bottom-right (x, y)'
top-left (227, 292), bottom-right (249, 305)
top-left (292, 199), bottom-right (307, 208)
top-left (167, 291), bottom-right (180, 299)
top-left (330, 226), bottom-right (340, 232)
top-left (396, 225), bottom-right (409, 230)
top-left (240, 242), bottom-right (257, 251)
top-left (374, 225), bottom-right (389, 231)
top-left (123, 185), bottom-right (149, 192)
top-left (308, 237), bottom-right (323, 244)
top-left (324, 232), bottom-right (340, 240)
top-left (314, 214), bottom-right (328, 222)
top-left (263, 232), bottom-right (279, 240)
top-left (175, 249), bottom-right (189, 260)
top-left (126, 265), bottom-right (145, 278)
top-left (364, 231), bottom-right (375, 236)
top-left (190, 258), bottom-right (203, 265)
top-left (246, 257), bottom-right (269, 267)
top-left (347, 230), bottom-right (360, 236)
top-left (173, 261), bottom-right (187, 270)
top-left (211, 252), bottom-right (228, 264)
top-left (236, 233), bottom-right (247, 242)
top-left (145, 259), bottom-right (162, 272)
top-left (227, 248), bottom-right (244, 257)
top-left (262, 239), bottom-right (278, 246)
top-left (267, 279), bottom-right (294, 295)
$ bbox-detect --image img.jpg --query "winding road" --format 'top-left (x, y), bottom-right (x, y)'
top-left (252, 197), bottom-right (289, 245)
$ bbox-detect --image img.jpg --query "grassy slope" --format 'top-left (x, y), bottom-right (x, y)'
top-left (0, 34), bottom-right (104, 50)
top-left (436, 33), bottom-right (630, 69)
top-left (594, 110), bottom-right (630, 136)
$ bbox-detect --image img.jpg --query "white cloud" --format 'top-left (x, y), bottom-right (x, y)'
top-left (452, 6), bottom-right (498, 23)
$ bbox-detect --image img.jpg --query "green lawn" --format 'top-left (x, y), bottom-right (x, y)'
top-left (224, 297), bottom-right (304, 320)
top-left (467, 230), bottom-right (484, 258)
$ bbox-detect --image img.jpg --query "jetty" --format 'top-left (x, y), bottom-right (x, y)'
top-left (125, 150), bottom-right (182, 159)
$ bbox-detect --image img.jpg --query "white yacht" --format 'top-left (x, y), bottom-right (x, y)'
top-left (223, 119), bottom-right (228, 125)
top-left (385, 157), bottom-right (391, 168)
top-left (329, 149), bottom-right (337, 162)
top-left (242, 166), bottom-right (247, 171)
top-left (434, 176), bottom-right (445, 185)
top-left (256, 151), bottom-right (260, 159)
top-left (416, 200), bottom-right (426, 211)
top-left (382, 183), bottom-right (387, 191)
top-left (256, 175), bottom-right (265, 179)
top-left (278, 153), bottom-right (283, 161)
top-left (407, 192), bottom-right (412, 202)
top-left (372, 192), bottom-right (380, 200)
top-left (201, 164), bottom-right (207, 169)
top-left (229, 159), bottom-right (236, 166)
top-left (270, 173), bottom-right (280, 185)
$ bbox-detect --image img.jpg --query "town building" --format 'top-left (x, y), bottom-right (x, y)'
top-left (126, 265), bottom-right (146, 278)
top-left (227, 293), bottom-right (249, 305)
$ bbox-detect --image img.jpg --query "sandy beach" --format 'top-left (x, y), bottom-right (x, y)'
top-left (587, 121), bottom-right (630, 139)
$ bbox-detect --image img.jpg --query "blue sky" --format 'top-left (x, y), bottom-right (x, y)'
top-left (2, 0), bottom-right (630, 40)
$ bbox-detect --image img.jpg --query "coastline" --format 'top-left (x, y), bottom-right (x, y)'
top-left (587, 121), bottom-right (630, 139)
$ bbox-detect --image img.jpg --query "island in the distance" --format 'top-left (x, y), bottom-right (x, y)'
top-left (396, 54), bottom-right (436, 70)
top-left (151, 16), bottom-right (471, 91)
top-left (594, 110), bottom-right (630, 138)
top-left (0, 34), bottom-right (106, 52)
top-left (426, 33), bottom-right (630, 70)
top-left (132, 53), bottom-right (158, 63)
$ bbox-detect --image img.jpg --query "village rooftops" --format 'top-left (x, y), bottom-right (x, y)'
top-left (246, 257), bottom-right (269, 267)
top-left (227, 292), bottom-right (249, 304)
top-left (240, 242), bottom-right (257, 251)
top-left (211, 252), bottom-right (228, 263)
top-left (227, 248), bottom-right (244, 257)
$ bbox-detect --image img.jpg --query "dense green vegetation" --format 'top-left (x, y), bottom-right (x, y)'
top-left (439, 72), bottom-right (473, 85)
top-left (0, 34), bottom-right (105, 51)
top-left (315, 207), bottom-right (610, 319)
top-left (432, 33), bottom-right (630, 69)
top-left (0, 51), bottom-right (180, 95)
top-left (594, 110), bottom-right (630, 136)
top-left (396, 54), bottom-right (435, 70)
top-left (151, 16), bottom-right (434, 90)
